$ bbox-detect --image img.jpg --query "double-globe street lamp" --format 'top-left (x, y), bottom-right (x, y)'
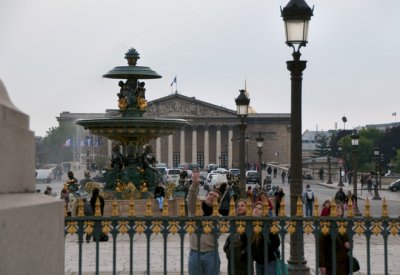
top-left (351, 131), bottom-right (362, 216)
top-left (235, 89), bottom-right (250, 199)
top-left (256, 132), bottom-right (264, 185)
top-left (281, 0), bottom-right (313, 273)
top-left (373, 147), bottom-right (382, 200)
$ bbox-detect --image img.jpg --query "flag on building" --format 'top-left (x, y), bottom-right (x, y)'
top-left (63, 138), bottom-right (71, 147)
top-left (170, 76), bottom-right (177, 86)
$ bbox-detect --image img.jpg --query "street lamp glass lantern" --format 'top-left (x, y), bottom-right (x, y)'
top-left (351, 131), bottom-right (360, 146)
top-left (281, 0), bottom-right (313, 47)
top-left (235, 89), bottom-right (250, 117)
top-left (338, 144), bottom-right (342, 151)
top-left (374, 147), bottom-right (380, 156)
top-left (256, 133), bottom-right (264, 149)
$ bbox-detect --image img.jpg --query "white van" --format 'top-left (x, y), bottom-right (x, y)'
top-left (204, 173), bottom-right (228, 191)
top-left (163, 169), bottom-right (181, 186)
top-left (36, 169), bottom-right (54, 183)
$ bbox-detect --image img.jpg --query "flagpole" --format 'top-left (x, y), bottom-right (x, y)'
top-left (175, 75), bottom-right (178, 94)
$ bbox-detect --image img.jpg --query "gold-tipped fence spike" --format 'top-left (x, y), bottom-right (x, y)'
top-left (347, 196), bottom-right (354, 217)
top-left (279, 196), bottom-right (286, 216)
top-left (195, 198), bottom-right (202, 216)
top-left (228, 197), bottom-right (235, 216)
top-left (77, 198), bottom-right (84, 217)
top-left (212, 198), bottom-right (219, 216)
top-left (64, 201), bottom-right (68, 217)
top-left (262, 200), bottom-right (269, 216)
top-left (364, 197), bottom-right (371, 218)
top-left (94, 197), bottom-right (101, 216)
top-left (178, 198), bottom-right (185, 216)
top-left (382, 197), bottom-right (389, 218)
top-left (128, 194), bottom-right (135, 216)
top-left (145, 197), bottom-right (152, 216)
top-left (313, 197), bottom-right (319, 217)
top-left (162, 198), bottom-right (169, 216)
top-left (296, 196), bottom-right (303, 217)
top-left (330, 199), bottom-right (337, 217)
top-left (246, 197), bottom-right (252, 216)
top-left (111, 198), bottom-right (119, 216)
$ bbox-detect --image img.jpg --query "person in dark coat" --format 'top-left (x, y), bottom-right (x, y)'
top-left (223, 199), bottom-right (252, 275)
top-left (86, 187), bottom-right (106, 243)
top-left (251, 201), bottom-right (281, 275)
top-left (319, 201), bottom-right (351, 275)
top-left (218, 183), bottom-right (232, 216)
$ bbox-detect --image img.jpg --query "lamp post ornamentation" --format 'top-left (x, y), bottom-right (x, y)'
top-left (281, 0), bottom-right (313, 273)
top-left (351, 131), bottom-right (362, 216)
top-left (256, 132), bottom-right (264, 186)
top-left (235, 89), bottom-right (250, 199)
top-left (373, 147), bottom-right (382, 200)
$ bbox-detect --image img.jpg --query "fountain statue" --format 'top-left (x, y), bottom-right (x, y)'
top-left (77, 48), bottom-right (187, 199)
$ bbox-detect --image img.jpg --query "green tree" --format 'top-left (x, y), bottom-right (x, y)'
top-left (38, 124), bottom-right (75, 166)
top-left (313, 134), bottom-right (330, 157)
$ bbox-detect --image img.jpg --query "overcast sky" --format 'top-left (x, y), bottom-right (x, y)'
top-left (1, 0), bottom-right (399, 137)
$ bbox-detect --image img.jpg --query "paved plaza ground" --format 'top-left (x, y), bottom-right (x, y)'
top-left (55, 168), bottom-right (400, 274)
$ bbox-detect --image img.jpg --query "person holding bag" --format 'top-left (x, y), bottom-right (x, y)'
top-left (251, 201), bottom-right (281, 275)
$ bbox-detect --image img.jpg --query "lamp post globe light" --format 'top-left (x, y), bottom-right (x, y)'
top-left (338, 143), bottom-right (344, 186)
top-left (235, 89), bottom-right (250, 199)
top-left (351, 131), bottom-right (362, 216)
top-left (256, 132), bottom-right (264, 185)
top-left (326, 146), bottom-right (332, 184)
top-left (373, 147), bottom-right (382, 200)
top-left (281, 0), bottom-right (313, 273)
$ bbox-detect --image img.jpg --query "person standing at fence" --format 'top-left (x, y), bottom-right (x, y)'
top-left (302, 184), bottom-right (315, 217)
top-left (320, 200), bottom-right (331, 216)
top-left (154, 181), bottom-right (165, 211)
top-left (334, 187), bottom-right (346, 204)
top-left (319, 201), bottom-right (351, 275)
top-left (251, 201), bottom-right (281, 275)
top-left (256, 190), bottom-right (274, 216)
top-left (187, 172), bottom-right (221, 275)
top-left (86, 187), bottom-right (106, 243)
top-left (218, 183), bottom-right (231, 216)
top-left (223, 199), bottom-right (253, 275)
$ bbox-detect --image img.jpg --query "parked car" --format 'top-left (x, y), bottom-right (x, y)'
top-left (207, 163), bottom-right (218, 173)
top-left (187, 163), bottom-right (200, 171)
top-left (204, 173), bottom-right (228, 191)
top-left (388, 179), bottom-right (400, 192)
top-left (35, 169), bottom-right (54, 183)
top-left (92, 171), bottom-right (106, 183)
top-left (245, 170), bottom-right (259, 185)
top-left (163, 169), bottom-right (181, 186)
top-left (229, 168), bottom-right (240, 177)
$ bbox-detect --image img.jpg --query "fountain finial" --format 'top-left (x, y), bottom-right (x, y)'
top-left (125, 48), bottom-right (140, 66)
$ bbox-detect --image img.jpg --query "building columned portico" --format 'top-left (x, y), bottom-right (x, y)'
top-left (57, 93), bottom-right (291, 169)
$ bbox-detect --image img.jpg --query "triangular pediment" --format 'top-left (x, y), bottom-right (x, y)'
top-left (145, 93), bottom-right (236, 117)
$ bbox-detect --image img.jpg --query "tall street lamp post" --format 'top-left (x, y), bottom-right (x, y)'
top-left (281, 0), bottom-right (313, 273)
top-left (373, 147), bottom-right (382, 200)
top-left (326, 146), bottom-right (332, 184)
top-left (256, 132), bottom-right (264, 185)
top-left (235, 89), bottom-right (250, 199)
top-left (351, 131), bottom-right (361, 216)
top-left (246, 134), bottom-right (250, 169)
top-left (338, 143), bottom-right (344, 186)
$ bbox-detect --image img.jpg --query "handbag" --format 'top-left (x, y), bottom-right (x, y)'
top-left (274, 251), bottom-right (288, 275)
top-left (352, 256), bottom-right (360, 272)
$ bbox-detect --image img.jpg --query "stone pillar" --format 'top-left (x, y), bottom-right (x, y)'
top-left (192, 127), bottom-right (197, 163)
top-left (204, 126), bottom-right (209, 168)
top-left (180, 128), bottom-right (185, 164)
top-left (228, 127), bottom-right (233, 169)
top-left (0, 79), bottom-right (64, 275)
top-left (156, 137), bottom-right (161, 163)
top-left (216, 126), bottom-right (221, 165)
top-left (168, 134), bottom-right (173, 168)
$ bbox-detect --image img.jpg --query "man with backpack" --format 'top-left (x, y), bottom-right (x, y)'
top-left (302, 184), bottom-right (314, 217)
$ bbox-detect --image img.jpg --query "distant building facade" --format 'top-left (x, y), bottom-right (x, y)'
top-left (57, 93), bottom-right (291, 169)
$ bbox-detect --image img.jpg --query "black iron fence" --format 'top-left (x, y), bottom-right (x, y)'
top-left (65, 197), bottom-right (400, 275)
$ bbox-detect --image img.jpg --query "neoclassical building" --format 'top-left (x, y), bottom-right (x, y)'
top-left (57, 93), bottom-right (291, 169)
